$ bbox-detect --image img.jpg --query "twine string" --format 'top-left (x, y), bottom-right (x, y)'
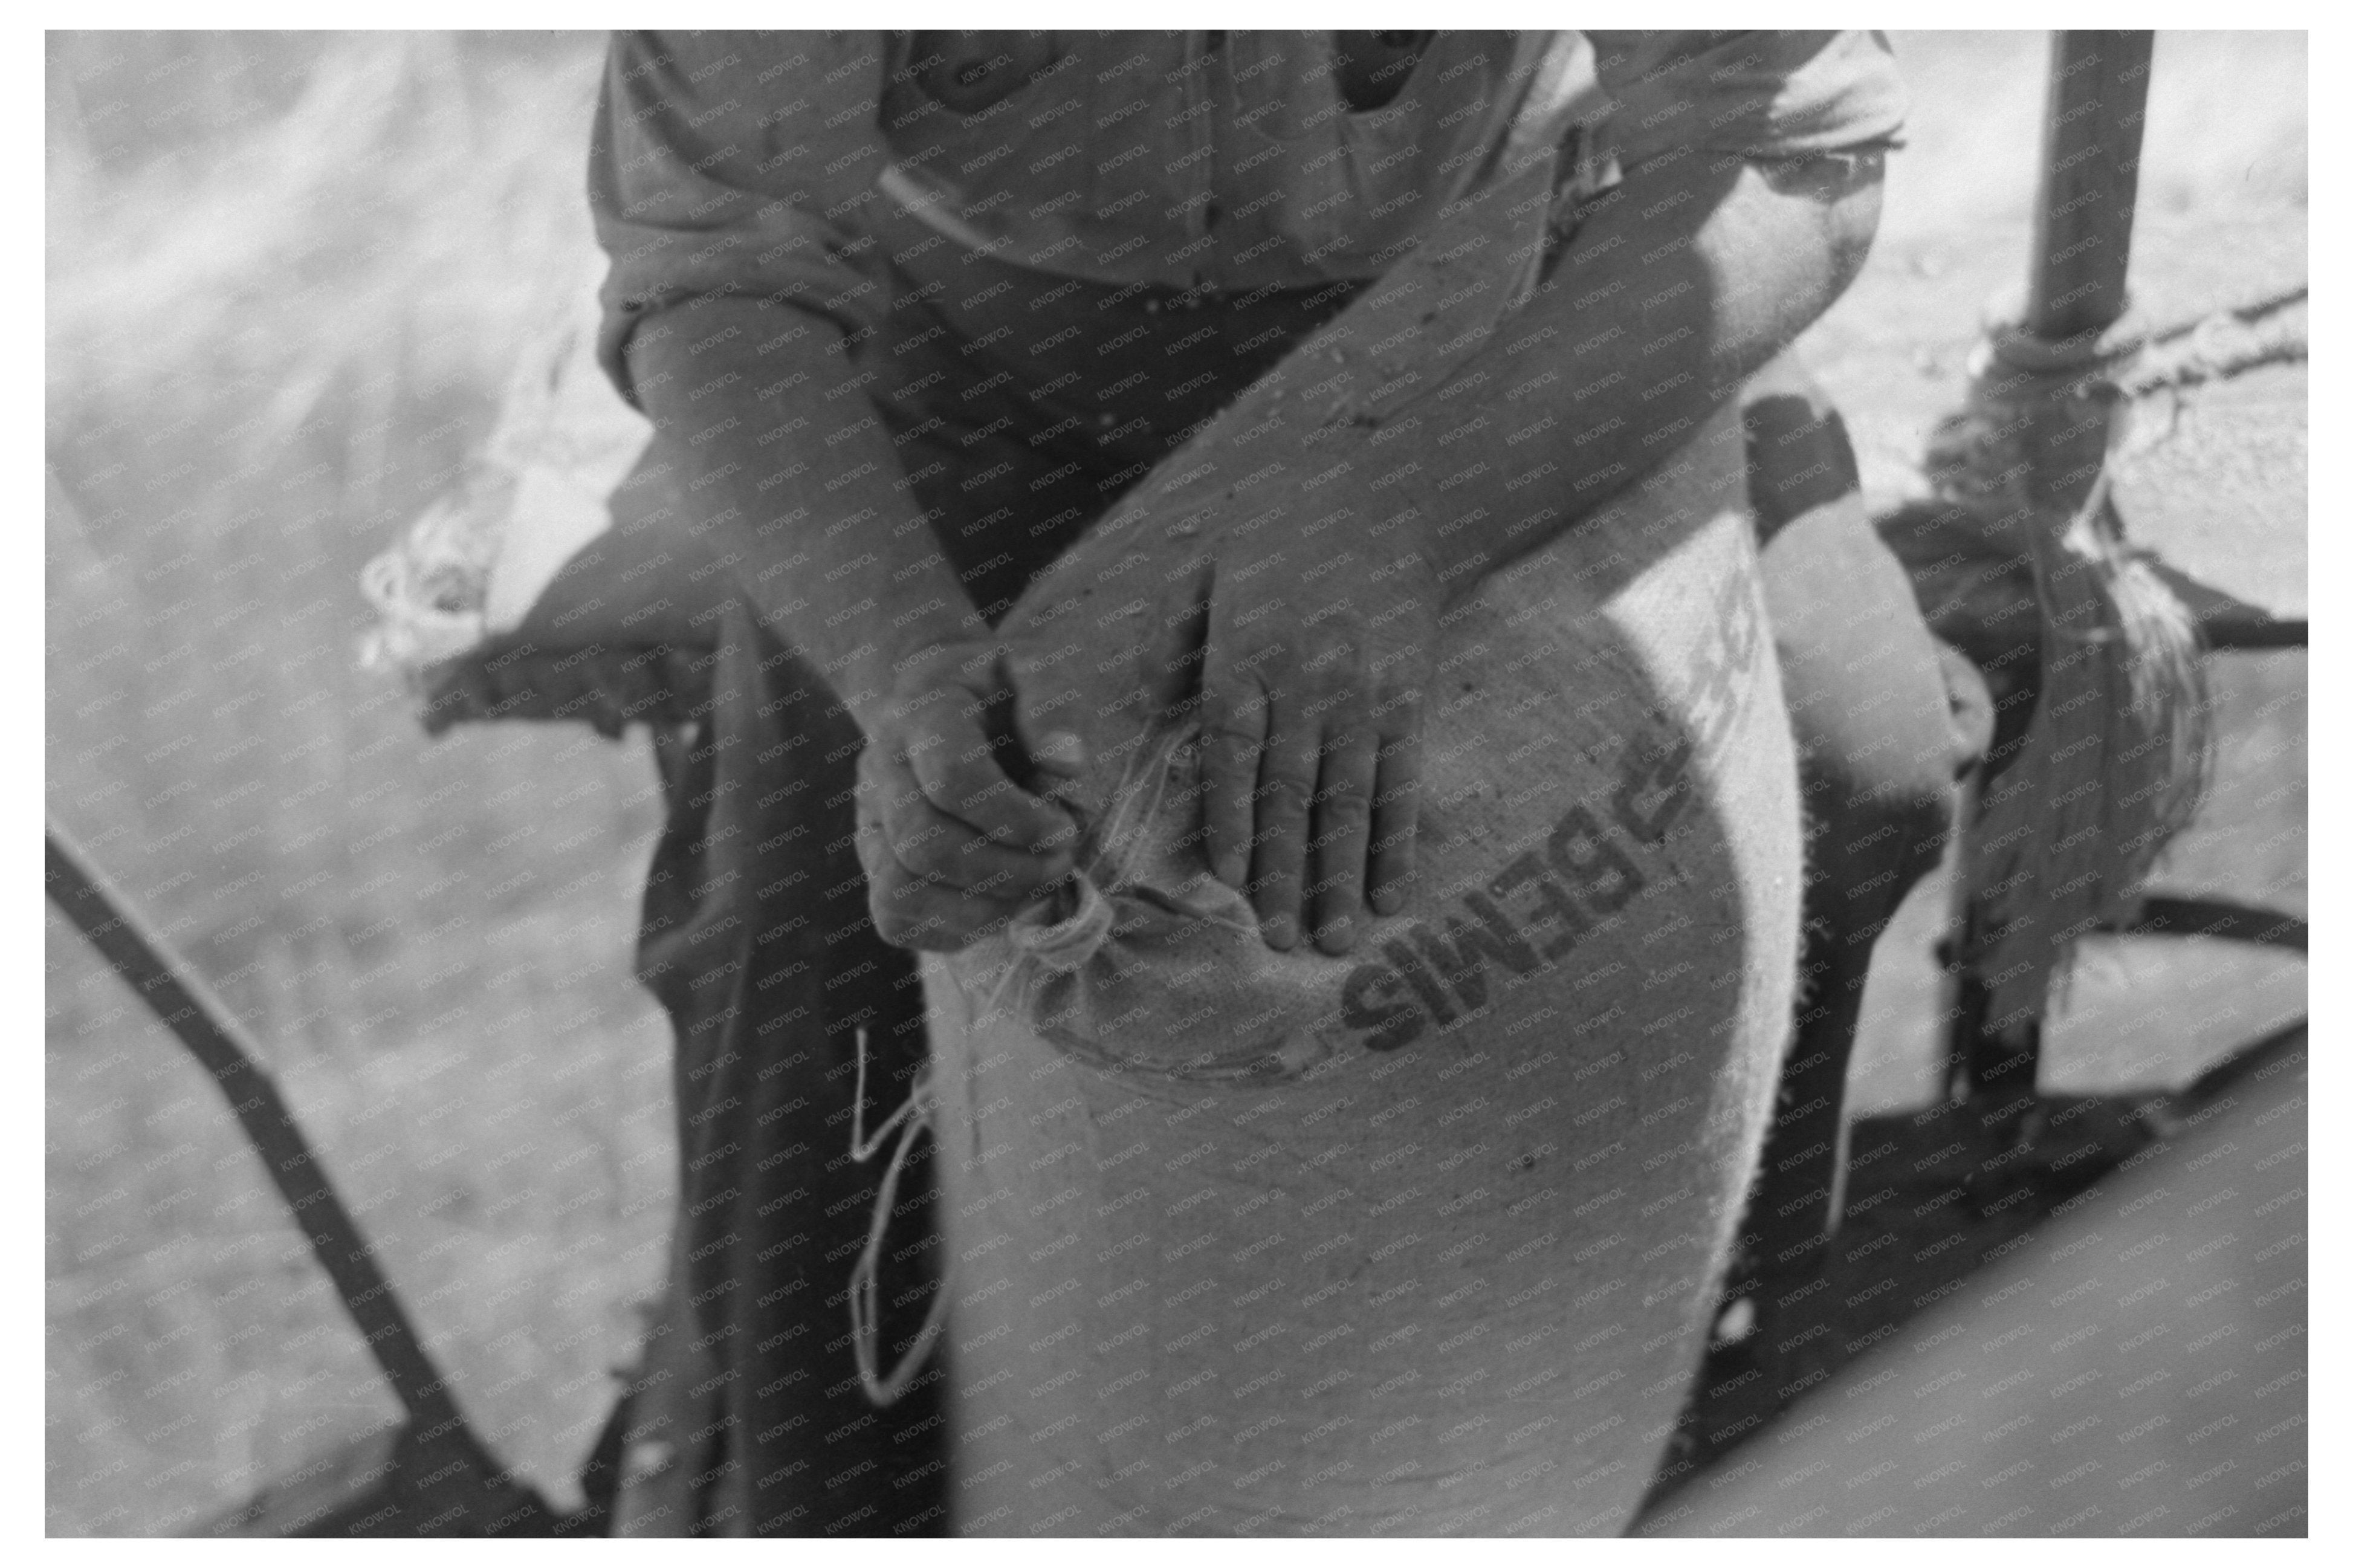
top-left (846, 1026), bottom-right (952, 1407)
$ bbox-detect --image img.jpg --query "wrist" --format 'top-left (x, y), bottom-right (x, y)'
top-left (841, 630), bottom-right (992, 734)
top-left (1402, 512), bottom-right (1494, 607)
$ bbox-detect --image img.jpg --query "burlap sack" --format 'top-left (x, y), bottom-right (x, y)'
top-left (912, 371), bottom-right (1799, 1532)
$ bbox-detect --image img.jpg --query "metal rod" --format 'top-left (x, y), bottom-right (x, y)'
top-left (2112, 895), bottom-right (2308, 951)
top-left (1948, 30), bottom-right (2160, 1100)
top-left (2025, 30), bottom-right (2156, 342)
top-left (45, 823), bottom-right (467, 1437)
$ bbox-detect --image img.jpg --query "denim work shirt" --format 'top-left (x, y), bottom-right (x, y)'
top-left (589, 30), bottom-right (1906, 403)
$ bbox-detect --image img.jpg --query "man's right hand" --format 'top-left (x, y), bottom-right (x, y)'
top-left (853, 642), bottom-right (1088, 951)
top-left (620, 299), bottom-right (1090, 952)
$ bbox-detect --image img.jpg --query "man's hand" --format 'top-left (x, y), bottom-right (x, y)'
top-left (855, 643), bottom-right (1087, 951)
top-left (1012, 528), bottom-right (1439, 960)
top-left (1000, 150), bottom-right (1883, 963)
top-left (1194, 533), bottom-right (1439, 957)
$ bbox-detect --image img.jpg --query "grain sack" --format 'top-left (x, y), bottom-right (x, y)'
top-left (872, 146), bottom-right (1802, 1536)
top-left (921, 442), bottom-right (1799, 1539)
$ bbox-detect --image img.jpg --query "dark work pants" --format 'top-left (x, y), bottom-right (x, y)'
top-left (1732, 358), bottom-right (1994, 1372)
top-left (594, 235), bottom-right (1375, 1536)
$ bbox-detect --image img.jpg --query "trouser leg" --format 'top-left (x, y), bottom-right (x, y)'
top-left (1730, 357), bottom-right (1992, 1376)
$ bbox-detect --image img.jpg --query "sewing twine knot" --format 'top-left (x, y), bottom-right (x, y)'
top-left (1004, 873), bottom-right (1117, 974)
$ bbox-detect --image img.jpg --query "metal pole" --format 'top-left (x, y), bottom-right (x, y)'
top-left (2025, 30), bottom-right (2155, 344)
top-left (45, 823), bottom-right (468, 1438)
top-left (1952, 30), bottom-right (2159, 1103)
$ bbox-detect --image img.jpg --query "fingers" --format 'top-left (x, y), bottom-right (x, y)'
top-left (1199, 678), bottom-right (1267, 890)
top-left (1004, 645), bottom-right (1092, 792)
top-left (1206, 650), bottom-right (1423, 952)
top-left (859, 812), bottom-right (1028, 952)
top-left (1026, 727), bottom-right (1088, 786)
top-left (1366, 697), bottom-right (1423, 916)
top-left (1245, 704), bottom-right (1321, 953)
top-left (1306, 711), bottom-right (1378, 954)
top-left (886, 800), bottom-right (1074, 898)
top-left (849, 641), bottom-right (1095, 955)
top-left (899, 688), bottom-right (1078, 857)
top-left (859, 758), bottom-right (1058, 952)
top-left (868, 751), bottom-right (1069, 901)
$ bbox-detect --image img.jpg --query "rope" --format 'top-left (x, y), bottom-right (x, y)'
top-left (2109, 287), bottom-right (2307, 401)
top-left (1004, 873), bottom-right (1115, 976)
top-left (846, 1026), bottom-right (952, 1408)
top-left (1932, 326), bottom-right (2215, 1035)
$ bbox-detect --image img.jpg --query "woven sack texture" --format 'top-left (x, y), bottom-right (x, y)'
top-left (918, 384), bottom-right (1799, 1534)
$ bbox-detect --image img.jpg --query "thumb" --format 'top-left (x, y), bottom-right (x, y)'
top-left (1028, 727), bottom-right (1088, 781)
top-left (1003, 560), bottom-right (1212, 783)
top-left (1000, 643), bottom-right (1091, 794)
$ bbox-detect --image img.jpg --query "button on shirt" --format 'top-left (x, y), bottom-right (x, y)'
top-left (590, 30), bottom-right (1906, 404)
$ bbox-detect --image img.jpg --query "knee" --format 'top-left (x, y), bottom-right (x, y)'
top-left (1801, 670), bottom-right (1974, 887)
top-left (1764, 513), bottom-right (1989, 831)
top-left (1793, 668), bottom-right (1975, 938)
top-left (1742, 352), bottom-right (1859, 545)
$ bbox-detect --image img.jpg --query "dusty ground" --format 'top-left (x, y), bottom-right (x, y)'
top-left (45, 34), bottom-right (675, 1533)
top-left (43, 31), bottom-right (2305, 1535)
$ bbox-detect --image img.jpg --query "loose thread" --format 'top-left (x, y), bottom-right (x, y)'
top-left (846, 1026), bottom-right (951, 1407)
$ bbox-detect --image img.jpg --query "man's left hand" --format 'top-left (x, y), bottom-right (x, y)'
top-left (1017, 525), bottom-right (1440, 958)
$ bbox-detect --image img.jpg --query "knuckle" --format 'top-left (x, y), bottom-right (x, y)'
top-left (1206, 678), bottom-right (1270, 721)
top-left (1245, 860), bottom-right (1296, 906)
top-left (1312, 789), bottom-right (1371, 826)
top-left (1371, 687), bottom-right (1423, 728)
top-left (1307, 820), bottom-right (1364, 858)
top-left (1258, 773), bottom-right (1316, 811)
top-left (1301, 684), bottom-right (1365, 728)
top-left (1302, 869), bottom-right (1358, 902)
top-left (1201, 722), bottom-right (1264, 753)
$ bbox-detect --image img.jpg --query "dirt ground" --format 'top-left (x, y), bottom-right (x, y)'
top-left (43, 31), bottom-right (2305, 1535)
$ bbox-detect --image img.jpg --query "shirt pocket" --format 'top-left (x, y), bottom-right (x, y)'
top-left (1252, 45), bottom-right (1463, 264)
top-left (906, 31), bottom-right (1065, 114)
top-left (885, 33), bottom-right (1107, 231)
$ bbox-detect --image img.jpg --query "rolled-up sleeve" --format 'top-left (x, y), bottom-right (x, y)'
top-left (1582, 30), bottom-right (1907, 180)
top-left (588, 31), bottom-right (890, 406)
